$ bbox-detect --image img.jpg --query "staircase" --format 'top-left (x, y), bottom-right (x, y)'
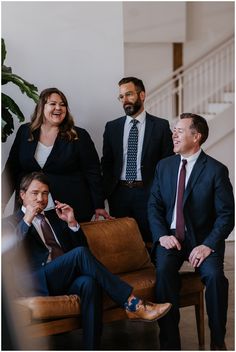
top-left (145, 35), bottom-right (234, 128)
top-left (201, 91), bottom-right (234, 124)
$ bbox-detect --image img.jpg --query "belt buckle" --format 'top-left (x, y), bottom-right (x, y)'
top-left (127, 180), bottom-right (134, 188)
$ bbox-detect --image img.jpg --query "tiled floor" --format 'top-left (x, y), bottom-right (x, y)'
top-left (37, 241), bottom-right (235, 350)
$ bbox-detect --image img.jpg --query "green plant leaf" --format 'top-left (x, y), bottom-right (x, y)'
top-left (1, 38), bottom-right (39, 142)
top-left (1, 106), bottom-right (14, 143)
top-left (2, 72), bottom-right (39, 103)
top-left (2, 65), bottom-right (12, 84)
top-left (2, 64), bottom-right (12, 73)
top-left (1, 38), bottom-right (6, 66)
top-left (2, 93), bottom-right (25, 122)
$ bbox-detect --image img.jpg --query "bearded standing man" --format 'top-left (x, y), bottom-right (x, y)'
top-left (101, 77), bottom-right (173, 242)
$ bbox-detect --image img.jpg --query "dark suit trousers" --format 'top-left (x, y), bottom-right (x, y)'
top-left (108, 184), bottom-right (152, 242)
top-left (155, 242), bottom-right (228, 350)
top-left (35, 247), bottom-right (133, 350)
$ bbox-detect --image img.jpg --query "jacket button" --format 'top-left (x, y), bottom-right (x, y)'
top-left (41, 262), bottom-right (45, 266)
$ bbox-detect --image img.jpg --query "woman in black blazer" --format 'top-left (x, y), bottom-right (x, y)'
top-left (2, 87), bottom-right (111, 222)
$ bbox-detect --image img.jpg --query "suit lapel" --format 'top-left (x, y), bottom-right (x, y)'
top-left (43, 135), bottom-right (63, 169)
top-left (141, 113), bottom-right (154, 161)
top-left (28, 129), bottom-right (42, 170)
top-left (31, 225), bottom-right (47, 247)
top-left (117, 116), bottom-right (126, 158)
top-left (171, 156), bottom-right (181, 209)
top-left (183, 151), bottom-right (207, 204)
top-left (44, 211), bottom-right (60, 236)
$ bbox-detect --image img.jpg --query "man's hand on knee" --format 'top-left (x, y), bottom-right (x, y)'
top-left (188, 245), bottom-right (213, 267)
top-left (159, 235), bottom-right (181, 250)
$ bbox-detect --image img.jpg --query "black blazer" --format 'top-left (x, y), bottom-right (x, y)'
top-left (148, 151), bottom-right (235, 251)
top-left (101, 113), bottom-right (174, 197)
top-left (2, 123), bottom-right (105, 222)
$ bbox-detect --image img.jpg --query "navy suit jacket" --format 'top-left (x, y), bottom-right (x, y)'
top-left (101, 113), bottom-right (174, 197)
top-left (148, 151), bottom-right (234, 251)
top-left (3, 209), bottom-right (88, 296)
top-left (4, 209), bottom-right (88, 271)
top-left (2, 123), bottom-right (104, 221)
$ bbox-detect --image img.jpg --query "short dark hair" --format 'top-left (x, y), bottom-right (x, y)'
top-left (180, 113), bottom-right (209, 145)
top-left (118, 77), bottom-right (145, 93)
top-left (20, 172), bottom-right (50, 193)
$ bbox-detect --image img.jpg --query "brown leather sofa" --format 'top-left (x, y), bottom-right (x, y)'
top-left (15, 217), bottom-right (205, 348)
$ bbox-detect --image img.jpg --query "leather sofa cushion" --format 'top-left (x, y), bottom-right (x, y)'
top-left (80, 217), bottom-right (152, 274)
top-left (16, 295), bottom-right (81, 320)
top-left (15, 270), bottom-right (204, 321)
top-left (16, 267), bottom-right (156, 320)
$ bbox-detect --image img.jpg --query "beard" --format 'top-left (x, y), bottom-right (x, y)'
top-left (123, 97), bottom-right (143, 116)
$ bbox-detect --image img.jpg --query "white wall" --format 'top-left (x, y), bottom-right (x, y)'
top-left (204, 105), bottom-right (234, 187)
top-left (123, 2), bottom-right (186, 93)
top-left (123, 2), bottom-right (186, 43)
top-left (2, 1), bottom-right (124, 167)
top-left (123, 2), bottom-right (234, 92)
top-left (205, 106), bottom-right (235, 241)
top-left (184, 2), bottom-right (234, 65)
top-left (124, 43), bottom-right (173, 93)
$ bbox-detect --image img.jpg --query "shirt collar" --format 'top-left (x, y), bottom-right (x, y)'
top-left (181, 148), bottom-right (202, 163)
top-left (126, 110), bottom-right (146, 125)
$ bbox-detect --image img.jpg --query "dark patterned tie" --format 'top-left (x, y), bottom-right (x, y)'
top-left (176, 159), bottom-right (187, 241)
top-left (37, 214), bottom-right (64, 259)
top-left (126, 119), bottom-right (139, 182)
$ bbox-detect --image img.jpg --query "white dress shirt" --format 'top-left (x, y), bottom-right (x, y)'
top-left (171, 149), bottom-right (202, 230)
top-left (34, 142), bottom-right (55, 210)
top-left (120, 111), bottom-right (146, 181)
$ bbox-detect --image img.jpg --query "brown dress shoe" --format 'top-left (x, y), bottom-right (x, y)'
top-left (126, 301), bottom-right (172, 322)
top-left (210, 341), bottom-right (227, 350)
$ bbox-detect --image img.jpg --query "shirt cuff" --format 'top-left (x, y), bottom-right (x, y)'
top-left (23, 219), bottom-right (31, 227)
top-left (69, 223), bottom-right (80, 232)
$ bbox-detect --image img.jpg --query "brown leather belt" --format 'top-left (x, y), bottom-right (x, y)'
top-left (119, 180), bottom-right (144, 188)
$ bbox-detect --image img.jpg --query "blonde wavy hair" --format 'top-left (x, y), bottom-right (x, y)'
top-left (28, 88), bottom-right (78, 141)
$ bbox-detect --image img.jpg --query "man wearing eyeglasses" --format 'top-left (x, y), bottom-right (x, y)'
top-left (101, 77), bottom-right (173, 242)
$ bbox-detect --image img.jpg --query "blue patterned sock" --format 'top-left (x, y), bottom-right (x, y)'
top-left (124, 297), bottom-right (140, 312)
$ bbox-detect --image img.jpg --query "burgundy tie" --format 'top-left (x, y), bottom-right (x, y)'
top-left (175, 159), bottom-right (187, 242)
top-left (37, 214), bottom-right (64, 259)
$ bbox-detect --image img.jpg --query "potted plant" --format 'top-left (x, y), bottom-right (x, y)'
top-left (1, 38), bottom-right (39, 142)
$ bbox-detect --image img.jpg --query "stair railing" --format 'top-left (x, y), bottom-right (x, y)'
top-left (145, 36), bottom-right (234, 125)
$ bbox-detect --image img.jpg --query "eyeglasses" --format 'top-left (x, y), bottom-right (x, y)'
top-left (117, 91), bottom-right (140, 101)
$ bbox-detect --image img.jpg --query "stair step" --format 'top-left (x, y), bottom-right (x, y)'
top-left (223, 92), bottom-right (235, 103)
top-left (208, 103), bottom-right (232, 114)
